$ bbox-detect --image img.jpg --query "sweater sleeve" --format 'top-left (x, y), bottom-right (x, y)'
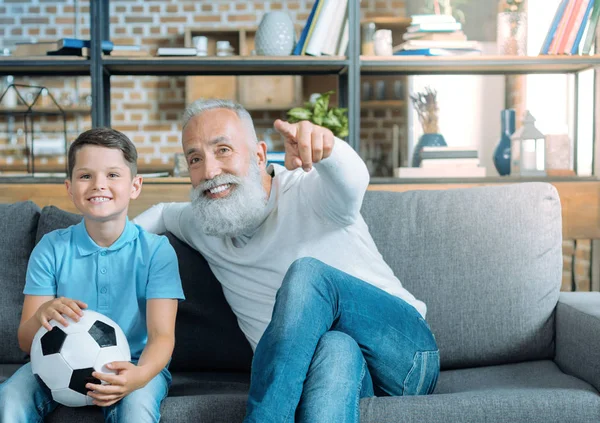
top-left (303, 137), bottom-right (370, 226)
top-left (133, 202), bottom-right (195, 245)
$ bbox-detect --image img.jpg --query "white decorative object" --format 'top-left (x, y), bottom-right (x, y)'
top-left (497, 12), bottom-right (527, 56)
top-left (545, 134), bottom-right (572, 172)
top-left (255, 12), bottom-right (295, 56)
top-left (374, 29), bottom-right (393, 56)
top-left (192, 36), bottom-right (208, 56)
top-left (510, 111), bottom-right (546, 176)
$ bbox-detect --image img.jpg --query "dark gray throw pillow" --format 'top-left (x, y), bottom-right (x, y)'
top-left (35, 205), bottom-right (82, 244)
top-left (35, 205), bottom-right (253, 373)
top-left (0, 201), bottom-right (41, 364)
top-left (166, 233), bottom-right (253, 373)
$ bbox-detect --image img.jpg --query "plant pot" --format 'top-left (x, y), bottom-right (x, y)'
top-left (412, 133), bottom-right (447, 167)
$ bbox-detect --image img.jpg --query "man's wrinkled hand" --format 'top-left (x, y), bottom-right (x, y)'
top-left (274, 119), bottom-right (334, 172)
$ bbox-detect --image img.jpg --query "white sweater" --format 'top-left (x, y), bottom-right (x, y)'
top-left (134, 138), bottom-right (426, 350)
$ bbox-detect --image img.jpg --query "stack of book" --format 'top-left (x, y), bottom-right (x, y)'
top-left (292, 0), bottom-right (349, 56)
top-left (394, 14), bottom-right (482, 56)
top-left (13, 38), bottom-right (147, 57)
top-left (394, 146), bottom-right (486, 178)
top-left (540, 0), bottom-right (600, 55)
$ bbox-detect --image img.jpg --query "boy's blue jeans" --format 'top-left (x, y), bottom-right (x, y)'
top-left (0, 362), bottom-right (171, 423)
top-left (246, 258), bottom-right (440, 423)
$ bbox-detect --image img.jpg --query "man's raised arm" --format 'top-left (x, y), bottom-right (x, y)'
top-left (274, 120), bottom-right (369, 226)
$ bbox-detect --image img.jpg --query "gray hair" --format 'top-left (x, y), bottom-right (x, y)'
top-left (182, 98), bottom-right (258, 144)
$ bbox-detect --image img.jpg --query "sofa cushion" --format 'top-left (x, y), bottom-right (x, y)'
top-left (359, 361), bottom-right (600, 423)
top-left (166, 233), bottom-right (253, 372)
top-left (36, 361), bottom-right (600, 423)
top-left (0, 201), bottom-right (40, 364)
top-left (34, 206), bottom-right (253, 373)
top-left (361, 183), bottom-right (562, 370)
top-left (35, 205), bottom-right (82, 243)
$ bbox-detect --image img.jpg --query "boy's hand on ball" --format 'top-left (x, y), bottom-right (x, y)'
top-left (35, 297), bottom-right (87, 331)
top-left (86, 361), bottom-right (145, 407)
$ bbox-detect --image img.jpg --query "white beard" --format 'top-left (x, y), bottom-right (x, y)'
top-left (189, 157), bottom-right (269, 238)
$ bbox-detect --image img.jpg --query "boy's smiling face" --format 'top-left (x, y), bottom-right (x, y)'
top-left (65, 145), bottom-right (142, 223)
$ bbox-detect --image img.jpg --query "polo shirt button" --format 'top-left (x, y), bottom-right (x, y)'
top-left (100, 268), bottom-right (107, 274)
top-left (101, 251), bottom-right (107, 256)
top-left (100, 287), bottom-right (107, 294)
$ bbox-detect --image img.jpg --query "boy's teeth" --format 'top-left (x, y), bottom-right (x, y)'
top-left (90, 197), bottom-right (110, 203)
top-left (209, 184), bottom-right (230, 194)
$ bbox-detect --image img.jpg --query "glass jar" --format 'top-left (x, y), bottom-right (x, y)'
top-left (497, 11), bottom-right (527, 55)
top-left (361, 22), bottom-right (376, 56)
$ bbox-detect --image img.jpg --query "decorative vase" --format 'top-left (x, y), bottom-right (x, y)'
top-left (412, 133), bottom-right (447, 167)
top-left (255, 12), bottom-right (295, 56)
top-left (497, 12), bottom-right (527, 55)
top-left (493, 109), bottom-right (516, 176)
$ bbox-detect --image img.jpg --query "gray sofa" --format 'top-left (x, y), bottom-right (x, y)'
top-left (1, 182), bottom-right (599, 422)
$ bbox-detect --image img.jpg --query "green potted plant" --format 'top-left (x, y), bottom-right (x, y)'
top-left (286, 91), bottom-right (349, 138)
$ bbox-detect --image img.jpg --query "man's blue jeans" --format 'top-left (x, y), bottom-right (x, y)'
top-left (0, 362), bottom-right (171, 422)
top-left (245, 257), bottom-right (439, 423)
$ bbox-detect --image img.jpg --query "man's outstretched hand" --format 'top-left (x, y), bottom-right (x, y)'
top-left (274, 119), bottom-right (335, 172)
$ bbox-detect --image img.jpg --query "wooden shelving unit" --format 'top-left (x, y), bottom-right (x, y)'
top-left (0, 56), bottom-right (90, 76)
top-left (102, 56), bottom-right (349, 76)
top-left (361, 54), bottom-right (600, 75)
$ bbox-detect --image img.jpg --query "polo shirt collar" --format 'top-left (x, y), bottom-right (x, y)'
top-left (74, 219), bottom-right (139, 256)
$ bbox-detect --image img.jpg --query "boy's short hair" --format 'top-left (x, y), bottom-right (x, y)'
top-left (68, 127), bottom-right (138, 179)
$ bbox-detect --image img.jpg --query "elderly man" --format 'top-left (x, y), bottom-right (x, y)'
top-left (134, 98), bottom-right (439, 423)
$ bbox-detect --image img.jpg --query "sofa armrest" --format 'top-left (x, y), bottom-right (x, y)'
top-left (555, 292), bottom-right (600, 391)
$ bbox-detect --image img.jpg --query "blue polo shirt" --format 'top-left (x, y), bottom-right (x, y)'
top-left (24, 219), bottom-right (185, 360)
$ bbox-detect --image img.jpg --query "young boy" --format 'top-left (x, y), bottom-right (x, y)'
top-left (0, 128), bottom-right (185, 423)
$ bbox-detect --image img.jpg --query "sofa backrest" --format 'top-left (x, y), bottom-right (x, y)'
top-left (360, 183), bottom-right (563, 370)
top-left (0, 201), bottom-right (40, 364)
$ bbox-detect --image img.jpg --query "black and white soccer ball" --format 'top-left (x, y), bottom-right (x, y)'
top-left (30, 309), bottom-right (131, 407)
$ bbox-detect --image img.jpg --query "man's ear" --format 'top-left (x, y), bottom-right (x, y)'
top-left (130, 175), bottom-right (143, 200)
top-left (256, 141), bottom-right (268, 168)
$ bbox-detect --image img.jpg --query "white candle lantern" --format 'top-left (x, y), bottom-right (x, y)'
top-left (510, 111), bottom-right (546, 176)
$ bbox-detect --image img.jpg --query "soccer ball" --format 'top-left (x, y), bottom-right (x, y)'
top-left (30, 309), bottom-right (131, 407)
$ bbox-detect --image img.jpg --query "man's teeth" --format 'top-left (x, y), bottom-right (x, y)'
top-left (208, 184), bottom-right (230, 194)
top-left (90, 197), bottom-right (110, 203)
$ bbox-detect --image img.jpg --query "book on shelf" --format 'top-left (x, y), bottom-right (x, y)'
top-left (406, 22), bottom-right (462, 33)
top-left (402, 30), bottom-right (467, 41)
top-left (321, 0), bottom-right (348, 56)
top-left (293, 0), bottom-right (323, 55)
top-left (156, 47), bottom-right (198, 56)
top-left (81, 47), bottom-right (150, 57)
top-left (394, 166), bottom-right (486, 178)
top-left (410, 14), bottom-right (458, 25)
top-left (14, 38), bottom-right (113, 56)
top-left (420, 146), bottom-right (479, 160)
top-left (420, 158), bottom-right (480, 168)
top-left (394, 48), bottom-right (481, 56)
top-left (582, 0), bottom-right (600, 53)
top-left (267, 151), bottom-right (286, 166)
top-left (395, 40), bottom-right (482, 51)
top-left (294, 0), bottom-right (348, 56)
top-left (541, 0), bottom-right (600, 55)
